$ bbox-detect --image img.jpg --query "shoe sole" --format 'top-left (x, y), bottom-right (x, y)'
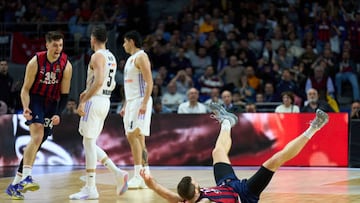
top-left (11, 196), bottom-right (24, 200)
top-left (5, 190), bottom-right (24, 200)
top-left (315, 109), bottom-right (329, 127)
top-left (128, 184), bottom-right (148, 190)
top-left (209, 103), bottom-right (238, 126)
top-left (69, 196), bottom-right (99, 200)
top-left (20, 184), bottom-right (40, 193)
top-left (117, 173), bottom-right (129, 195)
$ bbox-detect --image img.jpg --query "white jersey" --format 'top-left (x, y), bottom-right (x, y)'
top-left (86, 49), bottom-right (117, 97)
top-left (124, 50), bottom-right (147, 100)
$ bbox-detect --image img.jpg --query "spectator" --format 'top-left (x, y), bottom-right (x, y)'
top-left (348, 12), bottom-right (360, 62)
top-left (221, 90), bottom-right (242, 113)
top-left (311, 48), bottom-right (336, 79)
top-left (275, 68), bottom-right (304, 104)
top-left (169, 47), bottom-right (192, 76)
top-left (218, 14), bottom-right (234, 35)
top-left (213, 46), bottom-right (228, 73)
top-left (235, 75), bottom-right (256, 103)
top-left (0, 100), bottom-right (8, 115)
top-left (263, 82), bottom-right (276, 102)
top-left (270, 26), bottom-right (285, 51)
top-left (305, 65), bottom-right (335, 100)
top-left (62, 99), bottom-right (77, 115)
top-left (245, 65), bottom-right (262, 92)
top-left (68, 8), bottom-right (87, 54)
top-left (168, 70), bottom-right (193, 96)
top-left (256, 93), bottom-right (265, 103)
top-left (153, 98), bottom-right (171, 114)
top-left (162, 82), bottom-right (185, 112)
top-left (177, 88), bottom-right (207, 114)
top-left (199, 14), bottom-right (214, 34)
top-left (335, 51), bottom-right (360, 100)
top-left (198, 65), bottom-right (223, 98)
top-left (238, 39), bottom-right (257, 67)
top-left (314, 10), bottom-right (332, 54)
top-left (0, 59), bottom-right (14, 113)
top-left (151, 84), bottom-right (162, 101)
top-left (191, 46), bottom-right (212, 77)
top-left (261, 40), bottom-right (276, 66)
top-left (275, 91), bottom-right (300, 113)
top-left (255, 13), bottom-right (273, 40)
top-left (245, 102), bottom-right (257, 113)
top-left (218, 55), bottom-right (244, 91)
top-left (153, 74), bottom-right (167, 94)
top-left (301, 88), bottom-right (334, 113)
top-left (247, 32), bottom-right (263, 59)
top-left (350, 100), bottom-right (360, 119)
top-left (204, 88), bottom-right (223, 107)
top-left (272, 45), bottom-right (294, 72)
top-left (299, 44), bottom-right (318, 76)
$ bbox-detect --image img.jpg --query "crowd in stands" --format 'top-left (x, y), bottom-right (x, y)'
top-left (1, 0), bottom-right (360, 117)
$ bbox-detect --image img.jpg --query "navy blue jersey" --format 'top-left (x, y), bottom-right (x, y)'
top-left (30, 51), bottom-right (68, 101)
top-left (197, 185), bottom-right (241, 203)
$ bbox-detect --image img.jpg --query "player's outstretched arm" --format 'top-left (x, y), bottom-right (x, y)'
top-left (140, 169), bottom-right (183, 203)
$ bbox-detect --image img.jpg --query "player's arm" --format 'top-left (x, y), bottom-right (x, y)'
top-left (55, 61), bottom-right (73, 116)
top-left (60, 61), bottom-right (73, 94)
top-left (80, 53), bottom-right (105, 103)
top-left (136, 52), bottom-right (153, 105)
top-left (20, 56), bottom-right (38, 117)
top-left (140, 170), bottom-right (183, 203)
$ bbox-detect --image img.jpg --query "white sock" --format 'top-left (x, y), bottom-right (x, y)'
top-left (302, 126), bottom-right (317, 139)
top-left (86, 172), bottom-right (96, 187)
top-left (12, 172), bottom-right (22, 185)
top-left (221, 120), bottom-right (231, 132)
top-left (134, 165), bottom-right (142, 177)
top-left (21, 165), bottom-right (32, 180)
top-left (143, 165), bottom-right (150, 175)
top-left (103, 157), bottom-right (119, 174)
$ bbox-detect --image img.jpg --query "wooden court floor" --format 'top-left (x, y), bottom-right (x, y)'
top-left (0, 166), bottom-right (360, 203)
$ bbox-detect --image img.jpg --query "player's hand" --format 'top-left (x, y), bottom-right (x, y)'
top-left (23, 108), bottom-right (32, 120)
top-left (77, 102), bottom-right (86, 117)
top-left (51, 115), bottom-right (60, 125)
top-left (139, 103), bottom-right (146, 115)
top-left (79, 92), bottom-right (86, 102)
top-left (139, 169), bottom-right (155, 189)
top-left (119, 107), bottom-right (125, 117)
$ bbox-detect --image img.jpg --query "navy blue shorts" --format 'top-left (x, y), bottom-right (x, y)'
top-left (26, 94), bottom-right (57, 129)
top-left (214, 163), bottom-right (260, 203)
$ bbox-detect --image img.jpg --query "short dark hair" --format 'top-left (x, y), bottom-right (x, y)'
top-left (124, 30), bottom-right (142, 48)
top-left (177, 176), bottom-right (195, 200)
top-left (45, 31), bottom-right (64, 43)
top-left (91, 25), bottom-right (107, 43)
top-left (281, 91), bottom-right (294, 104)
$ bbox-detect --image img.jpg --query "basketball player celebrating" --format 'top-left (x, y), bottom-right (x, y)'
top-left (120, 30), bottom-right (153, 189)
top-left (140, 103), bottom-right (329, 203)
top-left (69, 25), bottom-right (128, 200)
top-left (6, 31), bottom-right (72, 200)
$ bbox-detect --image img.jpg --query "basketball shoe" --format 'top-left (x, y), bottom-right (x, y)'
top-left (209, 102), bottom-right (238, 127)
top-left (310, 109), bottom-right (329, 130)
top-left (69, 186), bottom-right (99, 200)
top-left (127, 176), bottom-right (147, 189)
top-left (116, 170), bottom-right (129, 195)
top-left (18, 176), bottom-right (39, 193)
top-left (5, 184), bottom-right (24, 200)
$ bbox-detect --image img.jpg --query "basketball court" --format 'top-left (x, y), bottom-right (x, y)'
top-left (1, 166), bottom-right (360, 202)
